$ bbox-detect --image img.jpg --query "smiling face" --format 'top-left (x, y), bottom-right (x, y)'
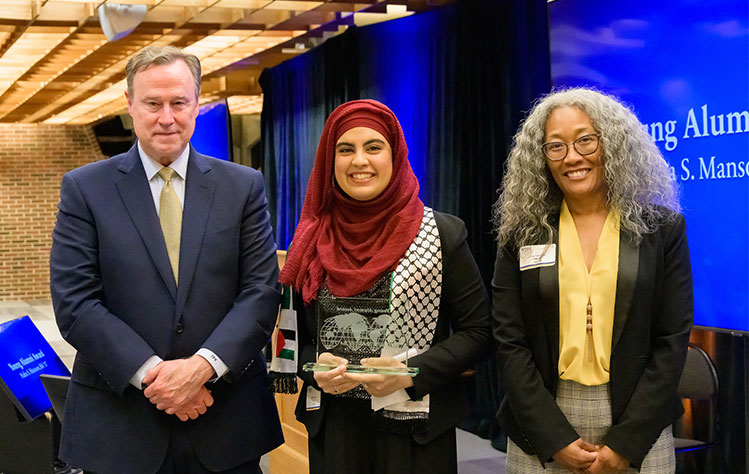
top-left (544, 106), bottom-right (607, 206)
top-left (125, 59), bottom-right (199, 166)
top-left (334, 127), bottom-right (393, 201)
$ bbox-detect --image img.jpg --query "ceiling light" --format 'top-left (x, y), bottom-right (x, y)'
top-left (98, 4), bottom-right (147, 42)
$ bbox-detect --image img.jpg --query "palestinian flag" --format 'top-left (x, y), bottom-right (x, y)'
top-left (275, 328), bottom-right (296, 361)
top-left (270, 285), bottom-right (298, 394)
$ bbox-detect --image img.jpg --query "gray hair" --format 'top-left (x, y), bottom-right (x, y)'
top-left (493, 87), bottom-right (679, 249)
top-left (126, 46), bottom-right (201, 99)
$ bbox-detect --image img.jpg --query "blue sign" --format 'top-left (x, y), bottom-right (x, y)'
top-left (550, 0), bottom-right (749, 333)
top-left (193, 99), bottom-right (232, 161)
top-left (0, 316), bottom-right (71, 420)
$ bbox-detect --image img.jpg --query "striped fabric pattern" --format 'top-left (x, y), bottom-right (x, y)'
top-left (506, 379), bottom-right (675, 474)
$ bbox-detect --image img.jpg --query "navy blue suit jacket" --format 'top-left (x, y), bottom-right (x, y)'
top-left (50, 144), bottom-right (283, 473)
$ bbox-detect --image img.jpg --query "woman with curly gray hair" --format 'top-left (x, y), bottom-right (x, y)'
top-left (492, 88), bottom-right (693, 474)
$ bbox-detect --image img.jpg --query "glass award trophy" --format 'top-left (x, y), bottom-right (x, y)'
top-left (302, 291), bottom-right (418, 377)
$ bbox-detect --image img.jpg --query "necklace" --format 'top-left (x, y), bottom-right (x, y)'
top-left (586, 297), bottom-right (594, 363)
top-left (584, 267), bottom-right (595, 363)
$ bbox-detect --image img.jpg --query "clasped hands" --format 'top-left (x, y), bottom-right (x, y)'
top-left (312, 352), bottom-right (414, 398)
top-left (142, 355), bottom-right (216, 422)
top-left (553, 438), bottom-right (630, 474)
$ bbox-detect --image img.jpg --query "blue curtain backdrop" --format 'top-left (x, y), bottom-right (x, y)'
top-left (260, 0), bottom-right (551, 448)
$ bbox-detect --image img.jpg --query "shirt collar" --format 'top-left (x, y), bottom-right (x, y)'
top-left (138, 141), bottom-right (190, 181)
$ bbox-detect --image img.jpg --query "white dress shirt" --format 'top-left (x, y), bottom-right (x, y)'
top-left (128, 142), bottom-right (229, 389)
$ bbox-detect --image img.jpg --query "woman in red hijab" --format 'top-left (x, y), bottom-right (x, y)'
top-left (278, 99), bottom-right (491, 474)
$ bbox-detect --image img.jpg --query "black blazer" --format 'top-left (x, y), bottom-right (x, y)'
top-left (294, 211), bottom-right (492, 444)
top-left (492, 211), bottom-right (693, 469)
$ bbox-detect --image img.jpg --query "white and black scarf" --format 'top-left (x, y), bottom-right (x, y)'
top-left (378, 207), bottom-right (441, 431)
top-left (270, 208), bottom-right (442, 432)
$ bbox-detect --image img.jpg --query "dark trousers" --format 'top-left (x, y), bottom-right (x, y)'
top-left (308, 396), bottom-right (457, 474)
top-left (85, 422), bottom-right (262, 474)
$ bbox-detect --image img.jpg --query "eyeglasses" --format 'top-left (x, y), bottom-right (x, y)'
top-left (541, 133), bottom-right (601, 161)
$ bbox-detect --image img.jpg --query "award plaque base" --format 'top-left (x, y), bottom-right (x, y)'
top-left (302, 362), bottom-right (419, 377)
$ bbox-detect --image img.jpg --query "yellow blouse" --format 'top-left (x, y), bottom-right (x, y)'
top-left (558, 201), bottom-right (620, 386)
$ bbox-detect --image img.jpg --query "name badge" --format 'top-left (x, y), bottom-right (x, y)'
top-left (519, 244), bottom-right (556, 271)
top-left (306, 386), bottom-right (321, 411)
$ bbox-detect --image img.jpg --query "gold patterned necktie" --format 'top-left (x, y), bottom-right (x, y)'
top-left (157, 167), bottom-right (182, 284)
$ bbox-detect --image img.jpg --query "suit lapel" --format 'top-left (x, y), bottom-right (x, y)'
top-left (612, 232), bottom-right (639, 349)
top-left (115, 145), bottom-right (177, 299)
top-left (175, 149), bottom-right (216, 320)
top-left (540, 222), bottom-right (560, 365)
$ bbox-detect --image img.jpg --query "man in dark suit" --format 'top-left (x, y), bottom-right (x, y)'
top-left (50, 46), bottom-right (283, 473)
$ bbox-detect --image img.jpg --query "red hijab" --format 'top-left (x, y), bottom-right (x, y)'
top-left (280, 99), bottom-right (424, 304)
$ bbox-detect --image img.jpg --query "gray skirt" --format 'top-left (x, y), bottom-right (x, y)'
top-left (506, 379), bottom-right (675, 474)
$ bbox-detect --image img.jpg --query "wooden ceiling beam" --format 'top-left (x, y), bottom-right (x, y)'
top-left (0, 27), bottom-right (109, 121)
top-left (220, 68), bottom-right (262, 95)
top-left (18, 25), bottom-right (189, 122)
top-left (36, 2), bottom-right (96, 23)
top-left (33, 21), bottom-right (223, 123)
top-left (0, 0), bottom-right (452, 124)
top-left (0, 26), bottom-right (73, 97)
top-left (0, 3), bottom-right (36, 22)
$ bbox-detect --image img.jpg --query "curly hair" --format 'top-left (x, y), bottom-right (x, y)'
top-left (494, 87), bottom-right (679, 249)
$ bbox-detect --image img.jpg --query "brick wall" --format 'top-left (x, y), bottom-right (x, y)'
top-left (0, 124), bottom-right (104, 300)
